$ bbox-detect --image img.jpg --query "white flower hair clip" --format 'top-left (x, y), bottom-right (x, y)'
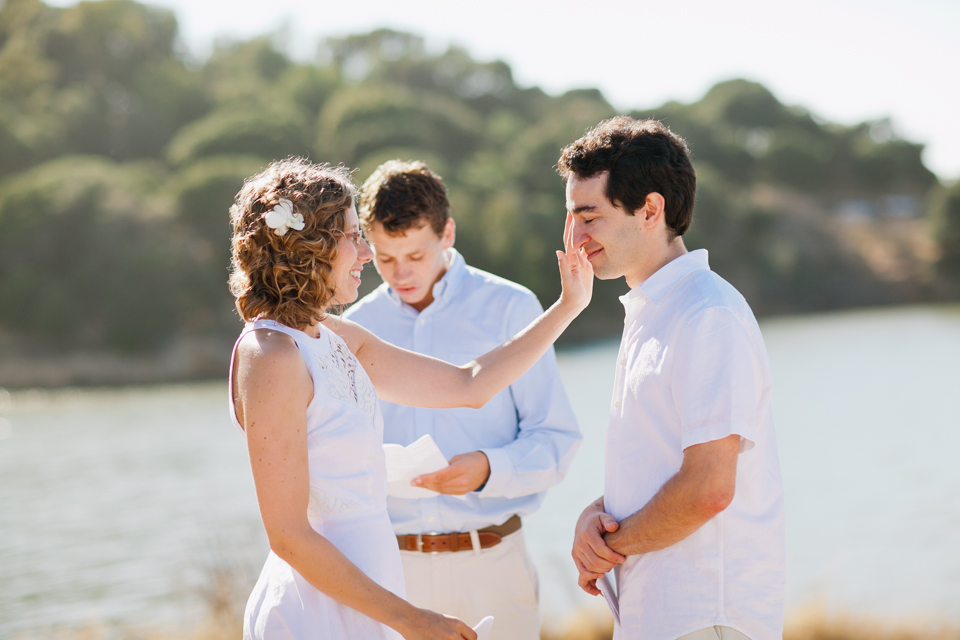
top-left (263, 198), bottom-right (304, 236)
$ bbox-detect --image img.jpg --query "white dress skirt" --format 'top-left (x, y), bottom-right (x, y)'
top-left (229, 319), bottom-right (405, 640)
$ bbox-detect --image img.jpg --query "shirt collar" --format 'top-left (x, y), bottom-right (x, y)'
top-left (619, 249), bottom-right (710, 311)
top-left (384, 248), bottom-right (467, 311)
top-left (431, 248), bottom-right (466, 303)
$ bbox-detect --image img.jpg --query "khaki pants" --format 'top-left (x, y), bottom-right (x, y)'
top-left (399, 530), bottom-right (540, 640)
top-left (676, 627), bottom-right (752, 640)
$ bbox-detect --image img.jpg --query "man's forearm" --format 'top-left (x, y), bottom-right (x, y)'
top-left (602, 475), bottom-right (715, 555)
top-left (604, 434), bottom-right (740, 556)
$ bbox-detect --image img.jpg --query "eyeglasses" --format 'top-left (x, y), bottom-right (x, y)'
top-left (339, 231), bottom-right (364, 247)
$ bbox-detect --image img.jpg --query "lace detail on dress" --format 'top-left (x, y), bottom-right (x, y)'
top-left (313, 331), bottom-right (378, 424)
top-left (308, 483), bottom-right (361, 516)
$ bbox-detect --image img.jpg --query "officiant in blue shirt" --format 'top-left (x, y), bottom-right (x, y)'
top-left (344, 160), bottom-right (581, 640)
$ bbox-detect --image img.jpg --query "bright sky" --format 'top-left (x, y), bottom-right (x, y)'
top-left (53, 0), bottom-right (960, 179)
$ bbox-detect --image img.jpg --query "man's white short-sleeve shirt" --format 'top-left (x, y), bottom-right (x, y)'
top-left (605, 249), bottom-right (785, 640)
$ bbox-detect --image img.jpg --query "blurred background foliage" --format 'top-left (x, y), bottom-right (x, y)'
top-left (0, 0), bottom-right (956, 383)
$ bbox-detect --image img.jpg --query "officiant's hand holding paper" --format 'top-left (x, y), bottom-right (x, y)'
top-left (383, 435), bottom-right (469, 500)
top-left (412, 450), bottom-right (490, 495)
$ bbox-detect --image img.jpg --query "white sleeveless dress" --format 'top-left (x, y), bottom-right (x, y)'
top-left (229, 319), bottom-right (405, 640)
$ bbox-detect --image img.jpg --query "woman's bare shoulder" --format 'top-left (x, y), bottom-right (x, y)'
top-left (236, 328), bottom-right (306, 382)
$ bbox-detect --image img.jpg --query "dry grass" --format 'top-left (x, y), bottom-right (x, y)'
top-left (23, 607), bottom-right (960, 640)
top-left (538, 606), bottom-right (960, 640)
top-left (540, 606), bottom-right (614, 640)
top-left (784, 606), bottom-right (960, 640)
top-left (14, 567), bottom-right (959, 640)
top-left (18, 608), bottom-right (960, 640)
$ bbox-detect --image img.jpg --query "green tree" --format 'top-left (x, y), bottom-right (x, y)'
top-left (43, 0), bottom-right (206, 159)
top-left (0, 0), bottom-right (205, 171)
top-left (318, 84), bottom-right (482, 165)
top-left (0, 3), bottom-right (951, 370)
top-left (166, 106), bottom-right (311, 166)
top-left (201, 37), bottom-right (292, 106)
top-left (0, 156), bottom-right (193, 350)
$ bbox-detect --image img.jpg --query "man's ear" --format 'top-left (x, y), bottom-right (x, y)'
top-left (442, 217), bottom-right (456, 249)
top-left (639, 192), bottom-right (666, 229)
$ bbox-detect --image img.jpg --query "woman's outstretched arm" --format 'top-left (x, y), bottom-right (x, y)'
top-left (329, 214), bottom-right (593, 409)
top-left (233, 329), bottom-right (476, 640)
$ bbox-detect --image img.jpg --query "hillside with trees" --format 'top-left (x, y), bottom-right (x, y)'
top-left (0, 0), bottom-right (955, 387)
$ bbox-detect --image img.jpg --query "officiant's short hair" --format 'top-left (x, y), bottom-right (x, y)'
top-left (359, 160), bottom-right (449, 236)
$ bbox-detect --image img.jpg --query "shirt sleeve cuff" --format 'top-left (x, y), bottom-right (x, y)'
top-left (681, 419), bottom-right (756, 453)
top-left (476, 447), bottom-right (514, 497)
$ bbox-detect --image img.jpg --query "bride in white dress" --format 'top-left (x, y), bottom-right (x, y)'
top-left (227, 159), bottom-right (592, 640)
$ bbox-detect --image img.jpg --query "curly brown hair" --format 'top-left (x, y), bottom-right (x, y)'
top-left (228, 158), bottom-right (357, 329)
top-left (358, 160), bottom-right (449, 235)
top-left (557, 116), bottom-right (697, 237)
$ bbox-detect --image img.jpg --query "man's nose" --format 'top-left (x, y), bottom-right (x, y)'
top-left (571, 220), bottom-right (590, 249)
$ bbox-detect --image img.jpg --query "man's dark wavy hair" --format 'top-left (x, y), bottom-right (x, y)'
top-left (557, 116), bottom-right (696, 237)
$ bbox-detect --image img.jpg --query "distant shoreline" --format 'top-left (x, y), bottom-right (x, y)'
top-left (2, 303), bottom-right (957, 391)
top-left (0, 333), bottom-right (232, 390)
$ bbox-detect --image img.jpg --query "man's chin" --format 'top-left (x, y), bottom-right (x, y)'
top-left (589, 259), bottom-right (618, 281)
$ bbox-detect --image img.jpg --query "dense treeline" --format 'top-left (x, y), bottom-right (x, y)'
top-left (0, 0), bottom-right (955, 382)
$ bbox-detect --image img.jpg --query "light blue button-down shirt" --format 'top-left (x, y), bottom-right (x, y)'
top-left (344, 249), bottom-right (582, 534)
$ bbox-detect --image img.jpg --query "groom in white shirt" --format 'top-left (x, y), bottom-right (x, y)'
top-left (344, 159), bottom-right (581, 640)
top-left (562, 117), bottom-right (786, 640)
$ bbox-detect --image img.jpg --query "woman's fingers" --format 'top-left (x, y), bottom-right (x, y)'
top-left (415, 612), bottom-right (477, 640)
top-left (443, 615), bottom-right (477, 640)
top-left (459, 620), bottom-right (478, 640)
top-left (557, 212), bottom-right (593, 310)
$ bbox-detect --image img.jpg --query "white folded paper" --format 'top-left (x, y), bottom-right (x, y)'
top-left (383, 434), bottom-right (466, 500)
top-left (473, 615), bottom-right (494, 640)
top-left (598, 572), bottom-right (620, 627)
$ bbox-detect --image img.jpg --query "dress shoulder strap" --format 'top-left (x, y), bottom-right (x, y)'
top-left (227, 319), bottom-right (325, 433)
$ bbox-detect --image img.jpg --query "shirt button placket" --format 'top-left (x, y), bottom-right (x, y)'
top-left (413, 310), bottom-right (440, 532)
top-left (413, 312), bottom-right (428, 439)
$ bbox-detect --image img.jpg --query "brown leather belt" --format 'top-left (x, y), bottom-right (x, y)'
top-left (396, 515), bottom-right (521, 553)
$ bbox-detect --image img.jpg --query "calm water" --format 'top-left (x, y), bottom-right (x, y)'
top-left (1, 305), bottom-right (959, 637)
